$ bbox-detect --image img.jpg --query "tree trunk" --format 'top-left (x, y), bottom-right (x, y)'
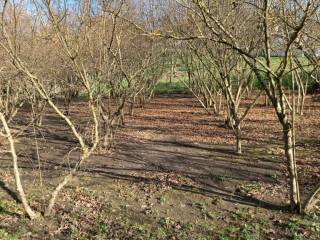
top-left (120, 109), bottom-right (125, 126)
top-left (218, 93), bottom-right (222, 113)
top-left (283, 122), bottom-right (301, 212)
top-left (140, 96), bottom-right (145, 109)
top-left (265, 93), bottom-right (269, 107)
top-left (0, 113), bottom-right (39, 219)
top-left (44, 149), bottom-right (90, 216)
top-left (299, 93), bottom-right (306, 116)
top-left (103, 126), bottom-right (113, 150)
top-left (236, 124), bottom-right (242, 154)
top-left (130, 96), bottom-right (135, 116)
top-left (225, 115), bottom-right (235, 129)
top-left (44, 174), bottom-right (72, 216)
top-left (297, 84), bottom-right (301, 114)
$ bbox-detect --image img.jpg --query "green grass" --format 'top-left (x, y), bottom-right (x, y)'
top-left (253, 71), bottom-right (316, 90)
top-left (0, 230), bottom-right (18, 240)
top-left (258, 56), bottom-right (312, 71)
top-left (153, 81), bottom-right (188, 95)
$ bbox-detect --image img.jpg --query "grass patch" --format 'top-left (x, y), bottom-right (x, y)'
top-left (154, 81), bottom-right (188, 95)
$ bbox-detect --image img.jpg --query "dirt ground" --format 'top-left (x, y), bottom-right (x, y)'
top-left (0, 94), bottom-right (319, 239)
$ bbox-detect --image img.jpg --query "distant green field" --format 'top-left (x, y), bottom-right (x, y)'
top-left (258, 56), bottom-right (311, 71)
top-left (77, 56), bottom-right (316, 98)
top-left (159, 56), bottom-right (316, 92)
top-left (154, 81), bottom-right (188, 95)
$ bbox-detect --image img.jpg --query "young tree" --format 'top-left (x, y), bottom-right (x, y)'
top-left (187, 41), bottom-right (261, 154)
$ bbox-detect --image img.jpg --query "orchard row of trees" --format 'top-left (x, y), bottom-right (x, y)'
top-left (139, 0), bottom-right (320, 214)
top-left (0, 0), bottom-right (166, 219)
top-left (0, 0), bottom-right (319, 220)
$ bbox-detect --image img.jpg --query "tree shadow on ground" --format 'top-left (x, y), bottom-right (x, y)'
top-left (0, 130), bottom-right (289, 212)
top-left (82, 168), bottom-right (286, 211)
top-left (0, 180), bottom-right (21, 204)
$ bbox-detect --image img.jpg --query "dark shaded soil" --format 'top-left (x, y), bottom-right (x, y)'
top-left (0, 94), bottom-right (319, 239)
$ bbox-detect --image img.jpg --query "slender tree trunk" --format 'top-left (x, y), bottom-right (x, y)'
top-left (236, 123), bottom-right (242, 155)
top-left (187, 70), bottom-right (191, 88)
top-left (299, 95), bottom-right (305, 116)
top-left (44, 149), bottom-right (90, 216)
top-left (283, 122), bottom-right (301, 212)
top-left (5, 80), bottom-right (11, 116)
top-left (299, 78), bottom-right (307, 115)
top-left (246, 86), bottom-right (250, 98)
top-left (218, 93), bottom-right (222, 113)
top-left (103, 125), bottom-right (113, 150)
top-left (297, 84), bottom-right (301, 114)
top-left (120, 109), bottom-right (125, 126)
top-left (130, 96), bottom-right (135, 116)
top-left (299, 77), bottom-right (308, 116)
top-left (140, 96), bottom-right (145, 109)
top-left (37, 115), bottom-right (43, 127)
top-left (265, 93), bottom-right (269, 107)
top-left (0, 112), bottom-right (39, 219)
top-left (44, 174), bottom-right (72, 217)
top-left (170, 55), bottom-right (175, 83)
top-left (212, 101), bottom-right (218, 115)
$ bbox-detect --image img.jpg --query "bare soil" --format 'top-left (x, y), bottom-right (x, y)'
top-left (0, 94), bottom-right (319, 239)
